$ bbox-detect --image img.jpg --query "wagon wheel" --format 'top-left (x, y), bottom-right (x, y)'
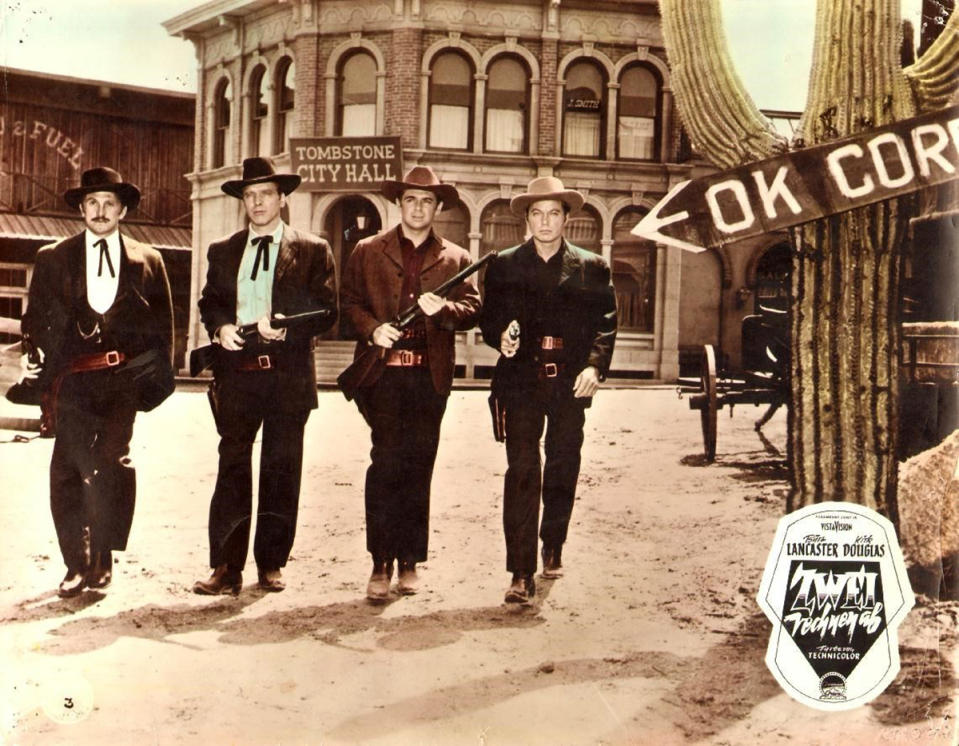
top-left (700, 344), bottom-right (718, 461)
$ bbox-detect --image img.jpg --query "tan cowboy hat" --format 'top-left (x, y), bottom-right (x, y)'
top-left (509, 176), bottom-right (584, 216)
top-left (221, 157), bottom-right (302, 199)
top-left (382, 166), bottom-right (460, 211)
top-left (64, 167), bottom-right (141, 211)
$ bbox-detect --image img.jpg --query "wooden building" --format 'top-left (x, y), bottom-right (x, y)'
top-left (0, 68), bottom-right (195, 367)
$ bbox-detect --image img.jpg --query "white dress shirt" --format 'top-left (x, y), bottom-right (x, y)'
top-left (84, 229), bottom-right (121, 314)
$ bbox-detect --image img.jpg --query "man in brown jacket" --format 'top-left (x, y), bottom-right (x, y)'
top-left (340, 166), bottom-right (480, 601)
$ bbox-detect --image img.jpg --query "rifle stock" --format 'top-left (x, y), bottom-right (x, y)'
top-left (188, 308), bottom-right (333, 377)
top-left (337, 251), bottom-right (496, 400)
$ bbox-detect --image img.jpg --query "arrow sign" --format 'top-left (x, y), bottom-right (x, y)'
top-left (633, 105), bottom-right (959, 252)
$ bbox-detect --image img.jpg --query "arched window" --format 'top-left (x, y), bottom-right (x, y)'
top-left (480, 200), bottom-right (524, 257)
top-left (563, 60), bottom-right (605, 158)
top-left (612, 207), bottom-right (657, 331)
top-left (337, 51), bottom-right (377, 136)
top-left (432, 203), bottom-right (470, 250)
top-left (274, 58), bottom-right (295, 154)
top-left (212, 78), bottom-right (231, 168)
top-left (565, 204), bottom-right (602, 253)
top-left (429, 52), bottom-right (473, 150)
top-left (485, 56), bottom-right (528, 153)
top-left (618, 64), bottom-right (660, 160)
top-left (249, 65), bottom-right (269, 156)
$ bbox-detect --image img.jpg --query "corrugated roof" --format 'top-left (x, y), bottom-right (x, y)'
top-left (0, 214), bottom-right (191, 250)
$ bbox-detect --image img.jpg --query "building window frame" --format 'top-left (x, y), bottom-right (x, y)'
top-left (211, 76), bottom-right (232, 169)
top-left (428, 50), bottom-right (475, 152)
top-left (611, 207), bottom-right (658, 332)
top-left (562, 59), bottom-right (608, 160)
top-left (273, 56), bottom-right (295, 155)
top-left (248, 63), bottom-right (269, 157)
top-left (617, 63), bottom-right (662, 162)
top-left (483, 55), bottom-right (530, 154)
top-left (336, 50), bottom-right (378, 137)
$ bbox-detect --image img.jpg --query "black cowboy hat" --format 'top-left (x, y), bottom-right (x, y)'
top-left (381, 166), bottom-right (460, 211)
top-left (221, 157), bottom-right (302, 199)
top-left (63, 167), bottom-right (141, 211)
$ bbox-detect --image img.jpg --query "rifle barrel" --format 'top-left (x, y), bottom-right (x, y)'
top-left (394, 251), bottom-right (496, 328)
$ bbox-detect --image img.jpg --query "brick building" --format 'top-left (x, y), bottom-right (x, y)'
top-left (165, 0), bottom-right (787, 381)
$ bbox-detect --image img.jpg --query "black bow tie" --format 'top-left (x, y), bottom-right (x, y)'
top-left (95, 239), bottom-right (115, 278)
top-left (251, 235), bottom-right (272, 280)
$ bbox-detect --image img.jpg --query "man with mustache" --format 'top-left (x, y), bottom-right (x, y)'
top-left (21, 166), bottom-right (174, 598)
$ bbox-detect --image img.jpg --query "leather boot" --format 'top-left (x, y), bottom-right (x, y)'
top-left (58, 568), bottom-right (87, 598)
top-left (86, 550), bottom-right (113, 589)
top-left (541, 545), bottom-right (564, 578)
top-left (366, 560), bottom-right (393, 602)
top-left (504, 573), bottom-right (535, 604)
top-left (193, 564), bottom-right (243, 595)
top-left (396, 561), bottom-right (419, 595)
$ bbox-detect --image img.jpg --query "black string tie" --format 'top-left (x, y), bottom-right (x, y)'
top-left (96, 239), bottom-right (115, 278)
top-left (251, 235), bottom-right (272, 280)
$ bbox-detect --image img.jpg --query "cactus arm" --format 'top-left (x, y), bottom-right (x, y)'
top-left (659, 0), bottom-right (787, 169)
top-left (904, 9), bottom-right (959, 112)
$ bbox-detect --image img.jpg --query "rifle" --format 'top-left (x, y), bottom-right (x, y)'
top-left (337, 251), bottom-right (496, 401)
top-left (188, 308), bottom-right (334, 377)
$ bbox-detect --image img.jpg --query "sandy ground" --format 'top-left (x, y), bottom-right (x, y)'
top-left (0, 387), bottom-right (955, 745)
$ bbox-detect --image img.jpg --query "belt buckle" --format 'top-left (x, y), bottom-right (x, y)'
top-left (105, 350), bottom-right (121, 367)
top-left (543, 362), bottom-right (558, 378)
top-left (257, 354), bottom-right (272, 369)
top-left (399, 350), bottom-right (415, 366)
top-left (542, 336), bottom-right (556, 350)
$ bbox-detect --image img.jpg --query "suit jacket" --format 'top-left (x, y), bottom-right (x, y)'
top-left (198, 224), bottom-right (337, 411)
top-left (479, 239), bottom-right (617, 399)
top-left (22, 231), bottom-right (174, 379)
top-left (339, 226), bottom-right (481, 396)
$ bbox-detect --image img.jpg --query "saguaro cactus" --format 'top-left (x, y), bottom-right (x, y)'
top-left (660, 0), bottom-right (959, 524)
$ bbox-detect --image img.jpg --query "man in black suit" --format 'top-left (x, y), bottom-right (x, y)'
top-left (193, 157), bottom-right (337, 595)
top-left (21, 167), bottom-right (174, 598)
top-left (480, 177), bottom-right (617, 604)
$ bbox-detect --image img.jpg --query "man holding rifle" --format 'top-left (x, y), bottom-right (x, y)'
top-left (340, 166), bottom-right (480, 601)
top-left (193, 157), bottom-right (337, 595)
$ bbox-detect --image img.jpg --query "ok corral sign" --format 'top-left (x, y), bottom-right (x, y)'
top-left (633, 105), bottom-right (959, 252)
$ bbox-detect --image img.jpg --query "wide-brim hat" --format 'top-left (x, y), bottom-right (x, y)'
top-left (221, 157), bottom-right (302, 199)
top-left (63, 167), bottom-right (141, 211)
top-left (382, 166), bottom-right (460, 211)
top-left (510, 176), bottom-right (584, 216)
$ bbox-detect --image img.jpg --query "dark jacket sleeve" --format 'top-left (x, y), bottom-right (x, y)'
top-left (478, 252), bottom-right (517, 352)
top-left (433, 247), bottom-right (481, 332)
top-left (197, 238), bottom-right (236, 342)
top-left (278, 233), bottom-right (338, 341)
top-left (21, 244), bottom-right (69, 371)
top-left (339, 239), bottom-right (382, 342)
top-left (145, 248), bottom-right (175, 365)
top-left (584, 254), bottom-right (618, 379)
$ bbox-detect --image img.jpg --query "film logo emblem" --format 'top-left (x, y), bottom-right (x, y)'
top-left (757, 503), bottom-right (914, 710)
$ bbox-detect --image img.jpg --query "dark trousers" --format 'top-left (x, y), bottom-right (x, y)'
top-left (360, 367), bottom-right (447, 564)
top-left (503, 385), bottom-right (586, 573)
top-left (207, 373), bottom-right (309, 570)
top-left (50, 372), bottom-right (137, 571)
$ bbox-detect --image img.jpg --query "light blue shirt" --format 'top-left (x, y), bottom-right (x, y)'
top-left (236, 223), bottom-right (283, 325)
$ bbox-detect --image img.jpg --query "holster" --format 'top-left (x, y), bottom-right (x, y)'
top-left (488, 392), bottom-right (506, 443)
top-left (206, 381), bottom-right (221, 428)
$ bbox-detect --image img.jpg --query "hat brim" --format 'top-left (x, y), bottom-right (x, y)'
top-left (510, 189), bottom-right (584, 217)
top-left (64, 183), bottom-right (141, 211)
top-left (221, 173), bottom-right (302, 199)
top-left (382, 181), bottom-right (461, 211)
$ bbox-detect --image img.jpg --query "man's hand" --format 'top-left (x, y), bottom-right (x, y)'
top-left (372, 323), bottom-right (402, 348)
top-left (257, 313), bottom-right (287, 342)
top-left (572, 365), bottom-right (600, 398)
top-left (19, 348), bottom-right (43, 382)
top-left (416, 292), bottom-right (446, 316)
top-left (217, 323), bottom-right (246, 351)
top-left (500, 320), bottom-right (520, 358)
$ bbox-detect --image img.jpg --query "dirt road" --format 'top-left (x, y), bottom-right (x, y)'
top-left (0, 388), bottom-right (954, 745)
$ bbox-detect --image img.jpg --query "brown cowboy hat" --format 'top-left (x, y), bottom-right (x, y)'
top-left (381, 166), bottom-right (460, 211)
top-left (221, 157), bottom-right (302, 199)
top-left (509, 176), bottom-right (584, 216)
top-left (63, 167), bottom-right (141, 211)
